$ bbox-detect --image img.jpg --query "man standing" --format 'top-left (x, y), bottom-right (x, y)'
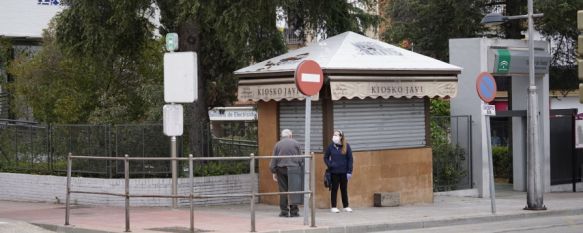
top-left (270, 129), bottom-right (303, 217)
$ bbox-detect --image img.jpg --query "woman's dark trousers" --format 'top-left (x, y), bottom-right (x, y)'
top-left (330, 173), bottom-right (349, 208)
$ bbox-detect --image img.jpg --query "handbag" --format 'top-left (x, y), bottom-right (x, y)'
top-left (324, 169), bottom-right (332, 190)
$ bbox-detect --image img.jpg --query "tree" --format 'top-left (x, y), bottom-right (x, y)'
top-left (536, 0), bottom-right (583, 95)
top-left (25, 0), bottom-right (377, 156)
top-left (155, 0), bottom-right (378, 156)
top-left (383, 0), bottom-right (485, 61)
top-left (383, 0), bottom-right (583, 94)
top-left (9, 19), bottom-right (164, 123)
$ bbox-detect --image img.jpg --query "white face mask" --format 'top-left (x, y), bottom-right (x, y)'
top-left (332, 135), bottom-right (341, 145)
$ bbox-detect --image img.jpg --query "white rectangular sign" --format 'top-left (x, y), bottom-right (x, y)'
top-left (482, 104), bottom-right (496, 116)
top-left (576, 120), bottom-right (583, 149)
top-left (163, 104), bottom-right (183, 136)
top-left (208, 107), bottom-right (257, 121)
top-left (164, 52), bottom-right (197, 103)
top-left (301, 73), bottom-right (320, 82)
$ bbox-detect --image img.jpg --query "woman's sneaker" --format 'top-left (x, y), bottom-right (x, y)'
top-left (330, 208), bottom-right (340, 213)
top-left (343, 207), bottom-right (353, 212)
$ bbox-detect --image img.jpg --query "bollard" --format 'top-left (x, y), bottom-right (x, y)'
top-left (124, 154), bottom-right (131, 232)
top-left (250, 153), bottom-right (256, 232)
top-left (65, 153), bottom-right (72, 226)
top-left (189, 154), bottom-right (194, 233)
top-left (310, 152), bottom-right (316, 227)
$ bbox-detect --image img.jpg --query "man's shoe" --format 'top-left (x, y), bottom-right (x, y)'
top-left (330, 208), bottom-right (340, 213)
top-left (343, 207), bottom-right (353, 212)
top-left (279, 212), bottom-right (289, 217)
top-left (290, 212), bottom-right (300, 217)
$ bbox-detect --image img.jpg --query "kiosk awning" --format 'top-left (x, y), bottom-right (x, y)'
top-left (235, 32), bottom-right (461, 102)
top-left (237, 77), bottom-right (319, 102)
top-left (329, 76), bottom-right (457, 100)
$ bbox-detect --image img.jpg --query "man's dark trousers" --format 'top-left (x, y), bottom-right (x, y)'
top-left (276, 167), bottom-right (299, 216)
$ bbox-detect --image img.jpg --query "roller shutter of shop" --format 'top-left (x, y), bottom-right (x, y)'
top-left (279, 101), bottom-right (324, 152)
top-left (333, 98), bottom-right (425, 151)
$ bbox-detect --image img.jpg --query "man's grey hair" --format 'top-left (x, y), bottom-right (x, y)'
top-left (281, 129), bottom-right (292, 138)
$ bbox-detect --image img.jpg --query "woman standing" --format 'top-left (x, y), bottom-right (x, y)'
top-left (324, 130), bottom-right (353, 213)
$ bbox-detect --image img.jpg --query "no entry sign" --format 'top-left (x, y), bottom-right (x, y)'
top-left (295, 60), bottom-right (324, 96)
top-left (476, 72), bottom-right (497, 103)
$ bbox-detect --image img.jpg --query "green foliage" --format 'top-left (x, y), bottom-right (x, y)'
top-left (431, 118), bottom-right (467, 192)
top-left (430, 99), bottom-right (450, 116)
top-left (492, 146), bottom-right (512, 179)
top-left (383, 0), bottom-right (485, 61)
top-left (280, 0), bottom-right (379, 38)
top-left (536, 0), bottom-right (582, 65)
top-left (549, 64), bottom-right (578, 95)
top-left (191, 161), bottom-right (249, 177)
top-left (383, 0), bottom-right (581, 66)
top-left (55, 0), bottom-right (155, 60)
top-left (0, 38), bottom-right (11, 84)
top-left (535, 0), bottom-right (583, 93)
top-left (8, 21), bottom-right (164, 124)
top-left (7, 0), bottom-right (378, 126)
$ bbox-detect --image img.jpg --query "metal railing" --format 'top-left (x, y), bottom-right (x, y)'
top-left (65, 152), bottom-right (316, 233)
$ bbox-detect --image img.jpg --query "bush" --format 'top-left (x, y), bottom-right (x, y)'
top-left (433, 142), bottom-right (466, 191)
top-left (180, 161), bottom-right (250, 177)
top-left (431, 118), bottom-right (467, 192)
top-left (492, 146), bottom-right (511, 179)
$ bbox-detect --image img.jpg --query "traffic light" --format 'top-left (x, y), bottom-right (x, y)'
top-left (579, 10), bottom-right (583, 102)
top-left (578, 10), bottom-right (583, 103)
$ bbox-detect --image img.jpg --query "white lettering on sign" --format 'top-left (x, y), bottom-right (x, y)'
top-left (301, 73), bottom-right (321, 83)
top-left (482, 105), bottom-right (496, 116)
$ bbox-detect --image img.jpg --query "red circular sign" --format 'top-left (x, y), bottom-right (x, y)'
top-left (295, 60), bottom-right (324, 96)
top-left (475, 72), bottom-right (497, 103)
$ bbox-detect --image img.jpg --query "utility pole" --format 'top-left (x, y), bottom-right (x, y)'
top-left (524, 0), bottom-right (545, 210)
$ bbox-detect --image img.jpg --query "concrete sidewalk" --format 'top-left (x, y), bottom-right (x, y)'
top-left (1, 189), bottom-right (583, 233)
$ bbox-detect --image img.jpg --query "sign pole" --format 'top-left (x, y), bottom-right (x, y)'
top-left (484, 107), bottom-right (496, 214)
top-left (294, 60), bottom-right (324, 225)
top-left (294, 59), bottom-right (323, 225)
top-left (476, 72), bottom-right (498, 214)
top-left (303, 96), bottom-right (311, 225)
top-left (171, 134), bottom-right (177, 208)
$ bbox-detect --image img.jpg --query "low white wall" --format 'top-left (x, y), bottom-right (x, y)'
top-left (0, 173), bottom-right (257, 207)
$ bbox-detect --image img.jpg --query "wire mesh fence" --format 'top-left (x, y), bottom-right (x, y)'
top-left (0, 120), bottom-right (258, 178)
top-left (1, 116), bottom-right (472, 191)
top-left (0, 120), bottom-right (49, 173)
top-left (431, 115), bottom-right (473, 192)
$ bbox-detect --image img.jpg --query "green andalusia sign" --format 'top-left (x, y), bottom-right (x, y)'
top-left (496, 49), bottom-right (511, 74)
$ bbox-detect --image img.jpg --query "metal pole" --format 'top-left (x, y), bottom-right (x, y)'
top-left (171, 136), bottom-right (178, 209)
top-left (310, 152), bottom-right (316, 227)
top-left (486, 116), bottom-right (496, 214)
top-left (303, 96), bottom-right (311, 225)
top-left (189, 154), bottom-right (194, 233)
top-left (525, 0), bottom-right (545, 210)
top-left (65, 153), bottom-right (72, 226)
top-left (124, 154), bottom-right (131, 232)
top-left (250, 153), bottom-right (256, 232)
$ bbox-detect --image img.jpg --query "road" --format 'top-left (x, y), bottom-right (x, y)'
top-left (386, 214), bottom-right (583, 233)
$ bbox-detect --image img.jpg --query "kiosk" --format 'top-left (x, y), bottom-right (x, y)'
top-left (236, 32), bottom-right (461, 207)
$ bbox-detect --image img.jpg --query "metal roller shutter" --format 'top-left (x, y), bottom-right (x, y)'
top-left (333, 98), bottom-right (426, 151)
top-left (279, 101), bottom-right (324, 152)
